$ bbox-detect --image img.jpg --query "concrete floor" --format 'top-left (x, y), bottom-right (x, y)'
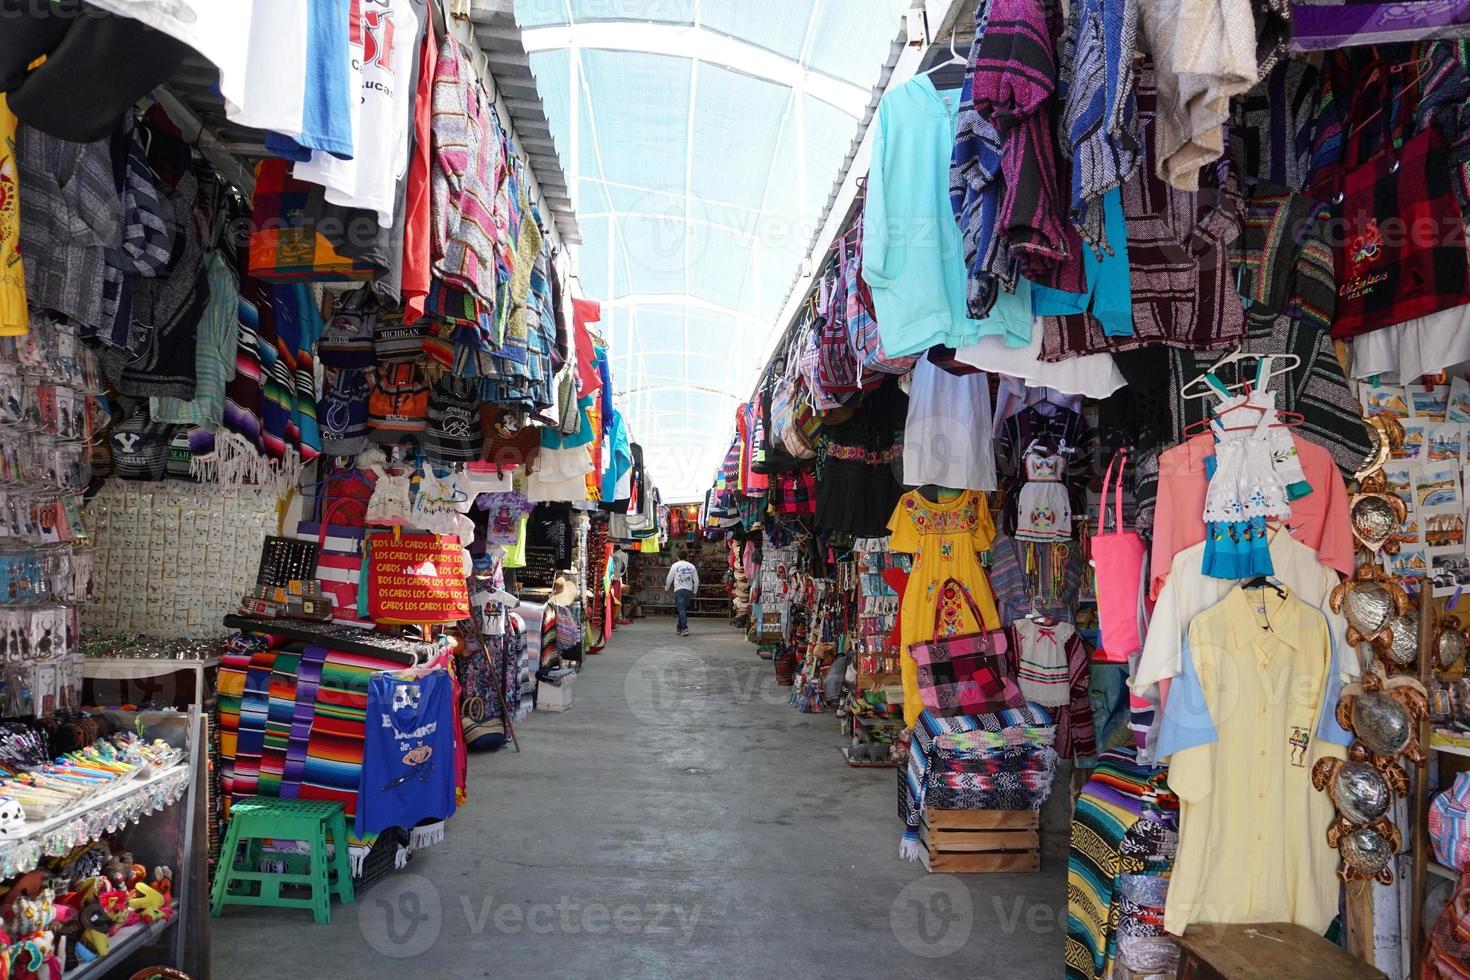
top-left (211, 619), bottom-right (1067, 979)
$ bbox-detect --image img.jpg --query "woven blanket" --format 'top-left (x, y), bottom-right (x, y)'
top-left (900, 706), bottom-right (1058, 859)
top-left (301, 648), bottom-right (405, 818)
top-left (231, 649), bottom-right (281, 801)
top-left (282, 644), bottom-right (330, 799)
top-left (1064, 751), bottom-right (1178, 980)
top-left (257, 650), bottom-right (301, 798)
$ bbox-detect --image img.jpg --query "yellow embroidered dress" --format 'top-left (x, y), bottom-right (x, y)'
top-left (0, 94), bottom-right (25, 335)
top-left (887, 489), bottom-right (1002, 727)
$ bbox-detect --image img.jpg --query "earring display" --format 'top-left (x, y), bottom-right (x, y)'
top-left (85, 484), bottom-right (280, 639)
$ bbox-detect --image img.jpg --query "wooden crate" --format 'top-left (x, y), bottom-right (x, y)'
top-left (920, 808), bottom-right (1040, 874)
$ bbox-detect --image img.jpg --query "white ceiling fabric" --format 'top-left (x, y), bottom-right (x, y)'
top-left (516, 0), bottom-right (909, 500)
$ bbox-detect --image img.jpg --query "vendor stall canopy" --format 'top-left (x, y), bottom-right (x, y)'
top-left (515, 0), bottom-right (911, 498)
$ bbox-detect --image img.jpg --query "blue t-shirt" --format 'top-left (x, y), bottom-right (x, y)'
top-left (265, 0), bottom-right (357, 160)
top-left (357, 670), bottom-right (458, 837)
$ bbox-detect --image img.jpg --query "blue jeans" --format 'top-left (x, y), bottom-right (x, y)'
top-left (674, 589), bottom-right (693, 632)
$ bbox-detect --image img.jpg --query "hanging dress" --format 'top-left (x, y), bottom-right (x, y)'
top-left (365, 462), bottom-right (414, 527)
top-left (887, 489), bottom-right (1002, 728)
top-left (1016, 442), bottom-right (1073, 542)
top-left (1200, 368), bottom-right (1292, 579)
top-left (0, 94), bottom-right (25, 335)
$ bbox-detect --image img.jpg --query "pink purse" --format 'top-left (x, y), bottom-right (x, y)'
top-left (1090, 450), bottom-right (1148, 662)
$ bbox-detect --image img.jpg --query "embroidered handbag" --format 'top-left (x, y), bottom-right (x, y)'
top-left (906, 578), bottom-right (1023, 717)
top-left (769, 333), bottom-right (801, 450)
top-left (1090, 450), bottom-right (1148, 661)
top-left (815, 258), bottom-right (868, 396)
top-left (798, 317), bottom-right (847, 412)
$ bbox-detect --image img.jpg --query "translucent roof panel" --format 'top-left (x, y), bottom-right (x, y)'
top-left (517, 0), bottom-right (909, 500)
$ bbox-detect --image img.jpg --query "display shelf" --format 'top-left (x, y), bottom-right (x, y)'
top-left (63, 914), bottom-right (177, 980)
top-left (85, 656), bottom-right (221, 709)
top-left (223, 615), bottom-right (431, 665)
top-left (0, 764), bottom-right (191, 878)
top-left (84, 656), bottom-right (221, 679)
top-left (1431, 731), bottom-right (1470, 757)
top-left (1430, 860), bottom-right (1457, 881)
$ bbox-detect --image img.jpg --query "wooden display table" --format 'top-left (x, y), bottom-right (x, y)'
top-left (1177, 922), bottom-right (1386, 979)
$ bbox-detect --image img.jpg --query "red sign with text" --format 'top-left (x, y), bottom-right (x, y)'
top-left (365, 533), bottom-right (469, 625)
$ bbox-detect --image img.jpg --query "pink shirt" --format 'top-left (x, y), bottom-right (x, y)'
top-left (1149, 431), bottom-right (1355, 600)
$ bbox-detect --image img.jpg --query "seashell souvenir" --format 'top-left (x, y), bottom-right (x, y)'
top-left (1352, 691), bottom-right (1414, 758)
top-left (1340, 826), bottom-right (1396, 878)
top-left (1436, 618), bottom-right (1468, 671)
top-left (1350, 492), bottom-right (1406, 555)
top-left (1331, 564), bottom-right (1410, 646)
top-left (1381, 610), bottom-right (1420, 667)
top-left (1343, 584), bottom-right (1397, 640)
top-left (1356, 415), bottom-right (1405, 481)
top-left (1333, 761), bottom-right (1392, 824)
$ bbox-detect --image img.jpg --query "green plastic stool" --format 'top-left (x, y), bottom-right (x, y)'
top-left (210, 798), bottom-right (355, 924)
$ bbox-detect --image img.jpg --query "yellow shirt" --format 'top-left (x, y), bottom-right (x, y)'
top-left (886, 489), bottom-right (1001, 728)
top-left (1158, 585), bottom-right (1348, 935)
top-left (0, 94), bottom-right (26, 335)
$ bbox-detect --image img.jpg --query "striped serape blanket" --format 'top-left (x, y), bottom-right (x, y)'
top-left (1064, 750), bottom-right (1178, 980)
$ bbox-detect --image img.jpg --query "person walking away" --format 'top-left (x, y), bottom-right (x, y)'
top-left (666, 553), bottom-right (699, 637)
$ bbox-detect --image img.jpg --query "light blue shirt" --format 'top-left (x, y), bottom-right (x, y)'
top-left (864, 77), bottom-right (982, 357)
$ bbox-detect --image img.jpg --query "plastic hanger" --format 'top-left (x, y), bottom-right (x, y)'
top-left (1241, 574), bottom-right (1287, 599)
top-left (922, 26), bottom-right (967, 78)
top-left (1180, 348), bottom-right (1301, 400)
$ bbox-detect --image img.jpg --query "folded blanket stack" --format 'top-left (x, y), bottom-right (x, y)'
top-left (898, 706), bottom-right (1059, 860)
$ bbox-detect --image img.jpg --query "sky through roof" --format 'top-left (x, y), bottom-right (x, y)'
top-left (515, 0), bottom-right (910, 500)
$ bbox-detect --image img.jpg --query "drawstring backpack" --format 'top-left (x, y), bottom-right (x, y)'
top-left (1090, 450), bottom-right (1148, 661)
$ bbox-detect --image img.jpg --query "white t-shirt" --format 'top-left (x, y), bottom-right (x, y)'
top-left (85, 1), bottom-right (256, 112)
top-left (954, 289), bottom-right (1127, 399)
top-left (228, 0), bottom-right (310, 136)
top-left (666, 561), bottom-right (699, 594)
top-left (902, 357), bottom-right (997, 491)
top-left (294, 0), bottom-right (419, 227)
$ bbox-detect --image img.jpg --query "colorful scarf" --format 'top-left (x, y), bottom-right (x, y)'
top-left (301, 649), bottom-right (407, 818)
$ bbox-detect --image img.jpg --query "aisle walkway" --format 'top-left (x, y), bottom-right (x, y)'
top-left (212, 620), bottom-right (1066, 979)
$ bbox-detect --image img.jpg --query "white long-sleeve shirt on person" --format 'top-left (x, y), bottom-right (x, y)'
top-left (666, 561), bottom-right (699, 594)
